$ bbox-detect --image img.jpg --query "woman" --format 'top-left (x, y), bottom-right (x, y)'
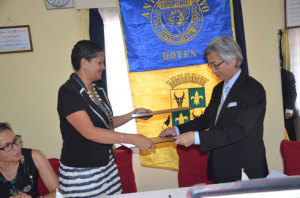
top-left (57, 40), bottom-right (155, 197)
top-left (0, 123), bottom-right (59, 198)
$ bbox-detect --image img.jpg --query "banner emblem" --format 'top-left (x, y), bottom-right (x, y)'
top-left (170, 87), bottom-right (205, 126)
top-left (151, 0), bottom-right (203, 45)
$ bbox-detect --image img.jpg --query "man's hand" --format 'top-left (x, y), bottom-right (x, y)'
top-left (174, 131), bottom-right (195, 147)
top-left (285, 112), bottom-right (293, 119)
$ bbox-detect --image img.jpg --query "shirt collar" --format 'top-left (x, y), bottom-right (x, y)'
top-left (224, 69), bottom-right (241, 89)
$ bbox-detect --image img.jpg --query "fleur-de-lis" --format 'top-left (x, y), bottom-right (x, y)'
top-left (175, 113), bottom-right (188, 124)
top-left (191, 91), bottom-right (203, 105)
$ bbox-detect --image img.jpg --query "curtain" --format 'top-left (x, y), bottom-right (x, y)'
top-left (79, 9), bottom-right (90, 40)
top-left (98, 8), bottom-right (138, 144)
top-left (280, 29), bottom-right (291, 70)
top-left (79, 8), bottom-right (135, 143)
top-left (288, 28), bottom-right (300, 114)
top-left (89, 9), bottom-right (107, 93)
top-left (232, 0), bottom-right (248, 74)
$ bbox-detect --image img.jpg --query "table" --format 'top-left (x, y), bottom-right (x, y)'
top-left (105, 187), bottom-right (191, 198)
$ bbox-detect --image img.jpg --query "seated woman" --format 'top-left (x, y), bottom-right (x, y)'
top-left (0, 123), bottom-right (59, 198)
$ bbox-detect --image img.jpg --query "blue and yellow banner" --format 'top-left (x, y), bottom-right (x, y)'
top-left (118, 0), bottom-right (235, 170)
top-left (118, 0), bottom-right (234, 72)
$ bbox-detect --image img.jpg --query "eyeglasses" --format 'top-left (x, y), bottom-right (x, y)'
top-left (208, 60), bottom-right (224, 69)
top-left (0, 135), bottom-right (22, 152)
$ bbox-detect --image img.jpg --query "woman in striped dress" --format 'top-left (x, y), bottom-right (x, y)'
top-left (57, 40), bottom-right (155, 197)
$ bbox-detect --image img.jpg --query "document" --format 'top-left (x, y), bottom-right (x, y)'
top-left (132, 107), bottom-right (190, 118)
top-left (151, 136), bottom-right (175, 144)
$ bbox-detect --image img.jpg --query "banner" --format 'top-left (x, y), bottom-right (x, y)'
top-left (118, 0), bottom-right (234, 170)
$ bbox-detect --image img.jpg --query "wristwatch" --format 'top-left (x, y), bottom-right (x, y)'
top-left (45, 0), bottom-right (74, 9)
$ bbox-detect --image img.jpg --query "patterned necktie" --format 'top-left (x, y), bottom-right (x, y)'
top-left (221, 84), bottom-right (230, 103)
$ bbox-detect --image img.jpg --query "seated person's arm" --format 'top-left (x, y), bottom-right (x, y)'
top-left (32, 149), bottom-right (59, 198)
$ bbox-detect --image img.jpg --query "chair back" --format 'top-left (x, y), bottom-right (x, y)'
top-left (37, 158), bottom-right (60, 196)
top-left (114, 146), bottom-right (137, 193)
top-left (280, 139), bottom-right (300, 175)
top-left (177, 145), bottom-right (212, 187)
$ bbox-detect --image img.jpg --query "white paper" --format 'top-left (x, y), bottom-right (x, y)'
top-left (241, 168), bottom-right (249, 181)
top-left (56, 189), bottom-right (64, 198)
top-left (266, 170), bottom-right (288, 179)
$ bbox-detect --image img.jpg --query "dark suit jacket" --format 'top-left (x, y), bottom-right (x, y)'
top-left (281, 68), bottom-right (297, 118)
top-left (177, 71), bottom-right (269, 183)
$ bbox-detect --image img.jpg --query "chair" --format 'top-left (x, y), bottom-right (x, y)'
top-left (37, 158), bottom-right (60, 196)
top-left (280, 139), bottom-right (300, 176)
top-left (114, 146), bottom-right (137, 193)
top-left (177, 145), bottom-right (213, 187)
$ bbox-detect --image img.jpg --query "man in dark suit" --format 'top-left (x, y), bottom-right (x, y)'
top-left (160, 36), bottom-right (269, 184)
top-left (281, 66), bottom-right (297, 141)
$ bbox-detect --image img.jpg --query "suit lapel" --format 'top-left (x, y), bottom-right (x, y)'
top-left (211, 82), bottom-right (224, 125)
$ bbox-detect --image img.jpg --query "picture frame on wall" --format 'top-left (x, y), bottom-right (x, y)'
top-left (0, 25), bottom-right (33, 54)
top-left (285, 0), bottom-right (300, 28)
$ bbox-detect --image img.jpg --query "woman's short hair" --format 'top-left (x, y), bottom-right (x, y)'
top-left (71, 40), bottom-right (104, 71)
top-left (204, 36), bottom-right (243, 67)
top-left (0, 123), bottom-right (12, 133)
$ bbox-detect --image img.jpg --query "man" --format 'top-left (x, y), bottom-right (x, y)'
top-left (160, 36), bottom-right (269, 183)
top-left (281, 66), bottom-right (297, 141)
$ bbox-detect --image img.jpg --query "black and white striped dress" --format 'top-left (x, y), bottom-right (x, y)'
top-left (59, 150), bottom-right (121, 197)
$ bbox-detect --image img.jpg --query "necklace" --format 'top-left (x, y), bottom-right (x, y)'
top-left (73, 74), bottom-right (114, 130)
top-left (86, 86), bottom-right (114, 130)
top-left (86, 86), bottom-right (102, 103)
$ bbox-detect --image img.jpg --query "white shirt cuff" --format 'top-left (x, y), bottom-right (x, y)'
top-left (194, 131), bottom-right (200, 145)
top-left (174, 126), bottom-right (180, 136)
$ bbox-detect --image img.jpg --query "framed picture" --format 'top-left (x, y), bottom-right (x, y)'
top-left (0, 25), bottom-right (33, 54)
top-left (285, 0), bottom-right (300, 28)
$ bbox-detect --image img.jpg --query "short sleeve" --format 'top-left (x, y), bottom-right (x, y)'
top-left (57, 85), bottom-right (85, 118)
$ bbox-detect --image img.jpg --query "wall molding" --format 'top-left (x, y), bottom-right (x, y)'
top-left (75, 0), bottom-right (116, 9)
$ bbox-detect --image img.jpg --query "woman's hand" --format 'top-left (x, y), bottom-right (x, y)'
top-left (133, 134), bottom-right (156, 151)
top-left (9, 192), bottom-right (32, 198)
top-left (134, 108), bottom-right (152, 120)
top-left (159, 127), bottom-right (176, 137)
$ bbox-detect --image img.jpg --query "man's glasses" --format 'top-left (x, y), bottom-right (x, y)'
top-left (0, 135), bottom-right (22, 152)
top-left (208, 60), bottom-right (224, 69)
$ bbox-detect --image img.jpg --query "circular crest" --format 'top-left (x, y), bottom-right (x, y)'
top-left (151, 0), bottom-right (203, 45)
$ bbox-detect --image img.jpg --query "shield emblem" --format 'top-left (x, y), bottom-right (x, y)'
top-left (166, 87), bottom-right (206, 127)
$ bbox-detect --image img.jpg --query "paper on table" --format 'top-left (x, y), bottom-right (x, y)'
top-left (241, 168), bottom-right (249, 181)
top-left (132, 107), bottom-right (191, 118)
